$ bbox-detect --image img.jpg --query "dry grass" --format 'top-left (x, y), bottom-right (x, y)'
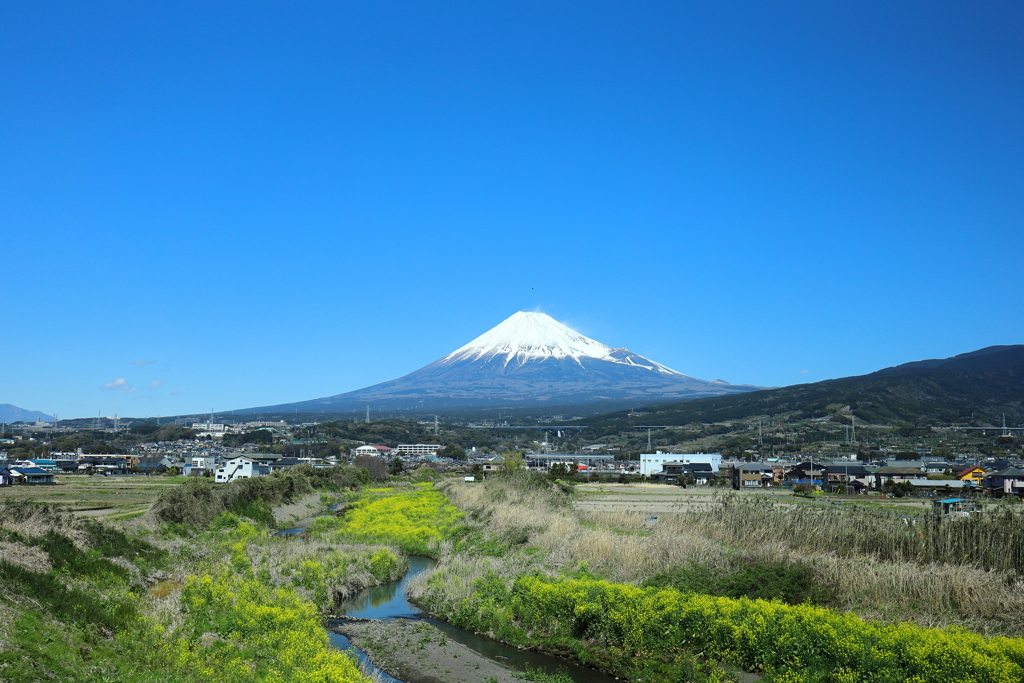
top-left (0, 503), bottom-right (92, 549)
top-left (250, 537), bottom-right (405, 601)
top-left (420, 478), bottom-right (1024, 636)
top-left (0, 541), bottom-right (51, 573)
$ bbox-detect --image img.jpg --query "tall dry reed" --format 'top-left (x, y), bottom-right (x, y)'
top-left (417, 478), bottom-right (1024, 635)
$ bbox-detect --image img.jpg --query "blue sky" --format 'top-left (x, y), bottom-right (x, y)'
top-left (2, 1), bottom-right (1022, 420)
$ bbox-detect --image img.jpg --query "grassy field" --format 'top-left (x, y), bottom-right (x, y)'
top-left (401, 473), bottom-right (1024, 682)
top-left (0, 467), bottom-right (388, 683)
top-left (574, 483), bottom-right (935, 516)
top-left (0, 475), bottom-right (186, 520)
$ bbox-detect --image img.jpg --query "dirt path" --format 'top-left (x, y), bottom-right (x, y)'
top-left (333, 619), bottom-right (521, 683)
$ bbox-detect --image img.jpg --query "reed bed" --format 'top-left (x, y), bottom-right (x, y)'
top-left (680, 494), bottom-right (1024, 574)
top-left (427, 478), bottom-right (1024, 635)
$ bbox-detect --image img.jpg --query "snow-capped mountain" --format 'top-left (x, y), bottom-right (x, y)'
top-left (239, 312), bottom-right (760, 414)
top-left (442, 311), bottom-right (681, 373)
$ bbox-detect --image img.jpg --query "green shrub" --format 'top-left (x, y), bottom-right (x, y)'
top-left (152, 464), bottom-right (370, 528)
top-left (645, 560), bottom-right (829, 606)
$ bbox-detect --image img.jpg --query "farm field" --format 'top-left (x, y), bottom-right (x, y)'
top-left (0, 475), bottom-right (186, 520)
top-left (574, 482), bottom-right (936, 516)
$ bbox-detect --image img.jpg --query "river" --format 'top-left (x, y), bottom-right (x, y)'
top-left (328, 556), bottom-right (620, 683)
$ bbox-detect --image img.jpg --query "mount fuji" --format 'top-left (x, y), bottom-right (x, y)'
top-left (239, 312), bottom-right (760, 414)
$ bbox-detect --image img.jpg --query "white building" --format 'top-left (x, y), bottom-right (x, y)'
top-left (396, 444), bottom-right (441, 457)
top-left (353, 445), bottom-right (392, 458)
top-left (192, 422), bottom-right (227, 438)
top-left (191, 456), bottom-right (218, 473)
top-left (640, 452), bottom-right (721, 477)
top-left (215, 456), bottom-right (271, 483)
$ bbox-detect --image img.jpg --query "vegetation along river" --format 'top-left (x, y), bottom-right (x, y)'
top-left (328, 556), bottom-right (620, 683)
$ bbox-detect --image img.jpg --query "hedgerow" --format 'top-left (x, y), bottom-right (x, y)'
top-left (152, 464), bottom-right (371, 527)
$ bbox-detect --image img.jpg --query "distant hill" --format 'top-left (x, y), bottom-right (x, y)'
top-left (0, 404), bottom-right (54, 424)
top-left (578, 345), bottom-right (1024, 431)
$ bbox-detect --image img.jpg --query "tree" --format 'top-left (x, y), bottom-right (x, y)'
top-left (355, 455), bottom-right (388, 481)
top-left (501, 451), bottom-right (526, 472)
top-left (882, 480), bottom-right (913, 498)
top-left (549, 463), bottom-right (569, 478)
top-left (438, 444), bottom-right (467, 460)
top-left (390, 457), bottom-right (404, 476)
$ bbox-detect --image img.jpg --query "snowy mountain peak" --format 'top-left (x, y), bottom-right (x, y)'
top-left (236, 310), bottom-right (761, 414)
top-left (442, 311), bottom-right (683, 375)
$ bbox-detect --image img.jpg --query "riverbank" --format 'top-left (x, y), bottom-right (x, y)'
top-left (334, 619), bottom-right (523, 683)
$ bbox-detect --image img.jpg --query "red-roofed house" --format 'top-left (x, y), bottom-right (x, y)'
top-left (957, 466), bottom-right (986, 486)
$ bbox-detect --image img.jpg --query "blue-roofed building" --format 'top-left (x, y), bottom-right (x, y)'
top-left (10, 467), bottom-right (56, 484)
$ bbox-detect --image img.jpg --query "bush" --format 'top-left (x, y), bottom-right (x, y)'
top-left (644, 560), bottom-right (829, 605)
top-left (152, 464), bottom-right (370, 528)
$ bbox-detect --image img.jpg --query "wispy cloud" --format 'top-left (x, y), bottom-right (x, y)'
top-left (104, 378), bottom-right (138, 393)
top-left (132, 359), bottom-right (157, 366)
top-left (149, 379), bottom-right (166, 390)
top-left (799, 369), bottom-right (810, 374)
top-left (170, 391), bottom-right (183, 396)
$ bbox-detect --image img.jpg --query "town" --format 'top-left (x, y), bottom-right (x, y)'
top-left (2, 415), bottom-right (1021, 502)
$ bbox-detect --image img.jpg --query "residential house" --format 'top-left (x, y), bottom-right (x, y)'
top-left (920, 458), bottom-right (951, 474)
top-left (10, 467), bottom-right (56, 485)
top-left (215, 457), bottom-right (271, 483)
top-left (825, 464), bottom-right (875, 493)
top-left (785, 462), bottom-right (827, 487)
top-left (268, 457), bottom-right (301, 471)
top-left (730, 463), bottom-right (776, 488)
top-left (957, 466), bottom-right (986, 486)
top-left (982, 467), bottom-right (1024, 499)
top-left (135, 456), bottom-right (168, 474)
top-left (873, 467), bottom-right (929, 491)
top-left (79, 457), bottom-right (129, 475)
top-left (481, 455), bottom-right (505, 473)
top-left (191, 456), bottom-right (219, 473)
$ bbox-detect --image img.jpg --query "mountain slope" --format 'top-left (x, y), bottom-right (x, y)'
top-left (239, 312), bottom-right (759, 413)
top-left (0, 404), bottom-right (54, 423)
top-left (579, 345), bottom-right (1024, 431)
